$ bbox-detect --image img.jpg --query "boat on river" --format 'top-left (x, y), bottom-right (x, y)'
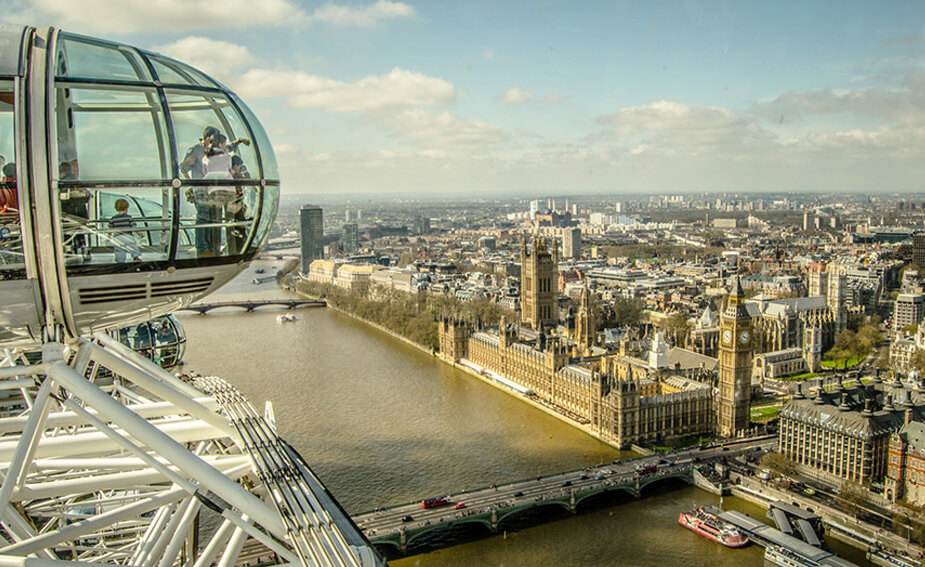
top-left (678, 506), bottom-right (749, 548)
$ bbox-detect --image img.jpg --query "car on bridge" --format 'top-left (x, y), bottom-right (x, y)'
top-left (454, 502), bottom-right (466, 510)
top-left (562, 481), bottom-right (573, 487)
top-left (513, 491), bottom-right (524, 497)
top-left (401, 515), bottom-right (414, 523)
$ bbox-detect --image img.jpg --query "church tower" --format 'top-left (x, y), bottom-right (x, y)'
top-left (573, 285), bottom-right (595, 356)
top-left (717, 276), bottom-right (753, 437)
top-left (520, 236), bottom-right (558, 329)
top-left (827, 266), bottom-right (847, 333)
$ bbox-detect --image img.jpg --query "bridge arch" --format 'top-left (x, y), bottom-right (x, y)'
top-left (573, 484), bottom-right (637, 509)
top-left (403, 519), bottom-right (494, 550)
top-left (637, 472), bottom-right (691, 495)
top-left (495, 500), bottom-right (572, 528)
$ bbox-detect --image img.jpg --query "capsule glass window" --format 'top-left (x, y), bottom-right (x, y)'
top-left (0, 80), bottom-right (22, 278)
top-left (167, 91), bottom-right (258, 179)
top-left (60, 186), bottom-right (173, 268)
top-left (148, 54), bottom-right (221, 89)
top-left (232, 95), bottom-right (279, 180)
top-left (55, 85), bottom-right (170, 181)
top-left (56, 34), bottom-right (151, 83)
top-left (177, 183), bottom-right (257, 260)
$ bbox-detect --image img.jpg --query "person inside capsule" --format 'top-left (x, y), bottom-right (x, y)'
top-left (181, 126), bottom-right (252, 258)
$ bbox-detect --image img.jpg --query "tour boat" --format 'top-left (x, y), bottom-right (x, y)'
top-left (678, 506), bottom-right (749, 548)
top-left (277, 314), bottom-right (298, 323)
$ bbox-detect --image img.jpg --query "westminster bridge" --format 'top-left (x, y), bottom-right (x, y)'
top-left (354, 436), bottom-right (774, 555)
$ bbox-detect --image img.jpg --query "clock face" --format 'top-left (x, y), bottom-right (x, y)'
top-left (739, 331), bottom-right (750, 345)
top-left (722, 330), bottom-right (733, 345)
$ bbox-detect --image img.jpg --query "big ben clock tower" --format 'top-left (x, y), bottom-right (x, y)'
top-left (717, 276), bottom-right (753, 437)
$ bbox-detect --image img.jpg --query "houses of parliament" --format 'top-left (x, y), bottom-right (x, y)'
top-left (438, 236), bottom-right (752, 448)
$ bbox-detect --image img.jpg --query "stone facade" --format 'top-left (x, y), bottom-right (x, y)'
top-left (520, 236), bottom-right (558, 330)
top-left (717, 277), bottom-right (753, 437)
top-left (886, 421), bottom-right (925, 505)
top-left (779, 378), bottom-right (924, 486)
top-left (753, 347), bottom-right (806, 380)
top-left (439, 317), bottom-right (713, 448)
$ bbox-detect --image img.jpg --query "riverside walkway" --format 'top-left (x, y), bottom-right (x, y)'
top-left (179, 298), bottom-right (325, 314)
top-left (354, 437), bottom-right (773, 554)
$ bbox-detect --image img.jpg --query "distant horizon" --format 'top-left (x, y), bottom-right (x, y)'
top-left (6, 1), bottom-right (924, 194)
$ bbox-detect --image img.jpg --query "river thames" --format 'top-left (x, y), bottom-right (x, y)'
top-left (178, 258), bottom-right (871, 566)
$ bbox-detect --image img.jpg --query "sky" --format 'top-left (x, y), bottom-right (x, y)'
top-left (3, 0), bottom-right (925, 195)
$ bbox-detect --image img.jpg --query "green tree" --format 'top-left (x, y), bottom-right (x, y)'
top-left (664, 312), bottom-right (692, 345)
top-left (827, 329), bottom-right (858, 369)
top-left (759, 452), bottom-right (797, 477)
top-left (611, 297), bottom-right (644, 326)
top-left (838, 481), bottom-right (869, 519)
top-left (912, 350), bottom-right (925, 376)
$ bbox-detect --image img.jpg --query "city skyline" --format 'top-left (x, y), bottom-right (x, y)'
top-left (5, 0), bottom-right (924, 194)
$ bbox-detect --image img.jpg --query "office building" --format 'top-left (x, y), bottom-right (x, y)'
top-left (562, 227), bottom-right (581, 259)
top-left (342, 223), bottom-right (359, 254)
top-left (781, 377), bottom-right (924, 486)
top-left (894, 293), bottom-right (925, 332)
top-left (914, 232), bottom-right (925, 268)
top-left (300, 205), bottom-right (324, 274)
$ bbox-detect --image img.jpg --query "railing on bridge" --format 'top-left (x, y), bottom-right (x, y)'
top-left (178, 299), bottom-right (326, 314)
top-left (357, 462), bottom-right (695, 554)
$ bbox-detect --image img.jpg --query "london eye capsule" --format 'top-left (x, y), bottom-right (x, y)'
top-left (0, 25), bottom-right (280, 347)
top-left (111, 314), bottom-right (187, 368)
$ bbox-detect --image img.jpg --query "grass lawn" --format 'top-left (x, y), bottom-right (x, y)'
top-left (820, 355), bottom-right (863, 370)
top-left (780, 371), bottom-right (819, 381)
top-left (751, 404), bottom-right (783, 422)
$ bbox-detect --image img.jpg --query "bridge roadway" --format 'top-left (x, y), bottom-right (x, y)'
top-left (179, 298), bottom-right (326, 314)
top-left (354, 436), bottom-right (774, 553)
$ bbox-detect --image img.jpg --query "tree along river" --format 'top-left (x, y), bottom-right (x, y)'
top-left (178, 258), bottom-right (871, 566)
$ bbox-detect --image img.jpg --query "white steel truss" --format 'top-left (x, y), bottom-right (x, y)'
top-left (0, 335), bottom-right (382, 566)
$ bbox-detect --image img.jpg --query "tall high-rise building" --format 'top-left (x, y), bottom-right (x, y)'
top-left (342, 222), bottom-right (359, 254)
top-left (802, 209), bottom-right (811, 231)
top-left (717, 276), bottom-right (752, 437)
top-left (615, 201), bottom-right (624, 214)
top-left (562, 227), bottom-right (581, 259)
top-left (299, 205), bottom-right (324, 274)
top-left (413, 216), bottom-right (431, 235)
top-left (529, 200), bottom-right (540, 217)
top-left (520, 236), bottom-right (558, 329)
top-left (345, 209), bottom-right (352, 222)
top-left (913, 232), bottom-right (925, 268)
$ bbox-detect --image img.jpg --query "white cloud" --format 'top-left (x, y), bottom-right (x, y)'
top-left (310, 1), bottom-right (415, 27)
top-left (236, 68), bottom-right (455, 112)
top-left (9, 0), bottom-right (306, 33)
top-left (751, 68), bottom-right (925, 124)
top-left (502, 87), bottom-right (532, 104)
top-left (482, 48), bottom-right (496, 60)
top-left (153, 36), bottom-right (255, 80)
top-left (596, 100), bottom-right (775, 156)
top-left (383, 110), bottom-right (509, 151)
